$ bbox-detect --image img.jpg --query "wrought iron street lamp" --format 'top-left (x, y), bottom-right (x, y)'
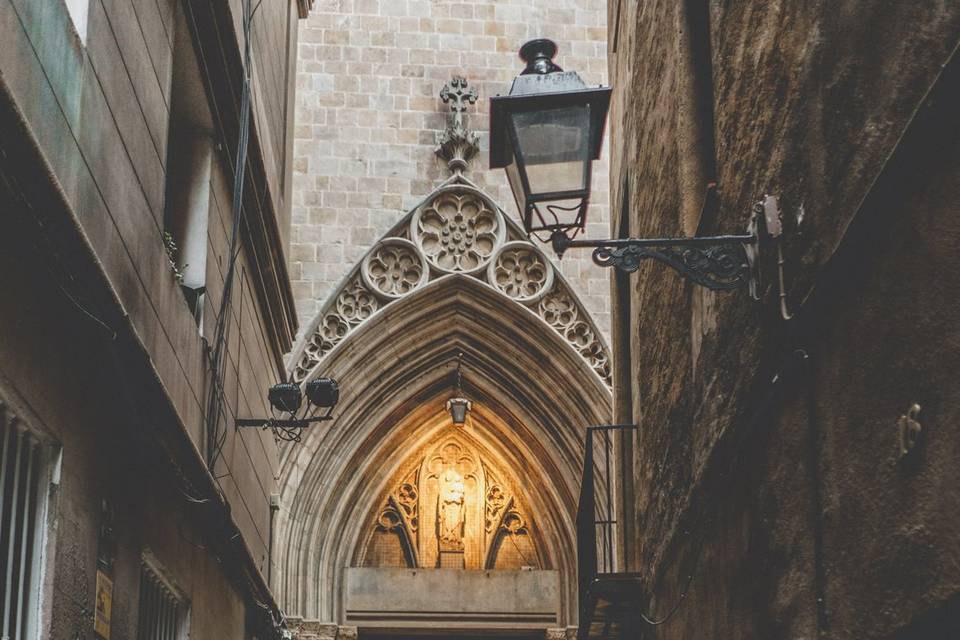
top-left (446, 352), bottom-right (472, 426)
top-left (237, 378), bottom-right (340, 442)
top-left (491, 40), bottom-right (782, 293)
top-left (490, 39), bottom-right (610, 240)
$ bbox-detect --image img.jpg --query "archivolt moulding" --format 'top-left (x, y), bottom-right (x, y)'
top-left (288, 175), bottom-right (611, 386)
top-left (274, 274), bottom-right (613, 624)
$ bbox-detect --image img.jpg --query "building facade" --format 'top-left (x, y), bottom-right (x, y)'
top-left (0, 0), bottom-right (305, 637)
top-left (280, 2), bottom-right (616, 637)
top-left (289, 0), bottom-right (612, 341)
top-left (597, 2), bottom-right (960, 638)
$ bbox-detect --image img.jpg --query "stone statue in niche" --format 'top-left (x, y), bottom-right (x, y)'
top-left (438, 467), bottom-right (466, 550)
top-left (363, 435), bottom-right (543, 571)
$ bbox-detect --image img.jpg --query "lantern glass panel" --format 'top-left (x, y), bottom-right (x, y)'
top-left (504, 152), bottom-right (527, 220)
top-left (510, 104), bottom-right (591, 196)
top-left (447, 398), bottom-right (470, 425)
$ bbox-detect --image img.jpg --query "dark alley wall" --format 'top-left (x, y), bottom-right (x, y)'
top-left (608, 2), bottom-right (960, 637)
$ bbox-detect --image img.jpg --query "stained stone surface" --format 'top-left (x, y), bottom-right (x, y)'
top-left (290, 0), bottom-right (611, 343)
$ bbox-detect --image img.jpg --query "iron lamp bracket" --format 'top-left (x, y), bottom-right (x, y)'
top-left (236, 408), bottom-right (335, 443)
top-left (551, 195), bottom-right (784, 295)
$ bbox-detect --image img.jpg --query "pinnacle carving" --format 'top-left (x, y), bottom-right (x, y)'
top-left (436, 77), bottom-right (480, 175)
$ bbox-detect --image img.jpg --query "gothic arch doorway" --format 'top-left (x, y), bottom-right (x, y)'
top-left (275, 177), bottom-right (612, 637)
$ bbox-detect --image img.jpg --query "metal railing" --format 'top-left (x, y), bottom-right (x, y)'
top-left (1, 412), bottom-right (47, 640)
top-left (576, 424), bottom-right (636, 623)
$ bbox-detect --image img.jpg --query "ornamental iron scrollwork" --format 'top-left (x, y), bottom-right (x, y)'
top-left (592, 241), bottom-right (751, 291)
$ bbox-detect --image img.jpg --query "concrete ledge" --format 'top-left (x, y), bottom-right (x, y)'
top-left (344, 568), bottom-right (560, 631)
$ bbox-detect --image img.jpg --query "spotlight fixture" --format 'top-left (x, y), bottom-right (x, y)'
top-left (446, 353), bottom-right (472, 426)
top-left (305, 378), bottom-right (339, 409)
top-left (237, 378), bottom-right (340, 442)
top-left (267, 382), bottom-right (302, 414)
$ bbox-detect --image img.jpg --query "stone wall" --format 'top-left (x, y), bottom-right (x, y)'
top-left (609, 2), bottom-right (960, 637)
top-left (290, 0), bottom-right (611, 341)
top-left (0, 0), bottom-right (304, 634)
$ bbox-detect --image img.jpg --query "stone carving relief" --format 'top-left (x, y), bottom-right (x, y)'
top-left (335, 277), bottom-right (378, 325)
top-left (361, 238), bottom-right (429, 299)
top-left (292, 275), bottom-right (378, 381)
top-left (289, 181), bottom-right (611, 387)
top-left (374, 471), bottom-right (420, 567)
top-left (362, 435), bottom-right (539, 571)
top-left (410, 188), bottom-right (505, 274)
top-left (540, 290), bottom-right (611, 382)
top-left (487, 242), bottom-right (554, 303)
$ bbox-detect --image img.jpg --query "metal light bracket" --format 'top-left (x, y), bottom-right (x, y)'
top-left (551, 194), bottom-right (784, 295)
top-left (236, 406), bottom-right (335, 443)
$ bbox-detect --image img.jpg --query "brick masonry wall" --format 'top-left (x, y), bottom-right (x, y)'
top-left (290, 0), bottom-right (610, 344)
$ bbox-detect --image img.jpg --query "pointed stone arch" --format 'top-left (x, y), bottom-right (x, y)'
top-left (288, 175), bottom-right (612, 387)
top-left (275, 177), bottom-right (612, 631)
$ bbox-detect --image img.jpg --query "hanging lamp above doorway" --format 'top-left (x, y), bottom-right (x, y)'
top-left (446, 352), bottom-right (472, 426)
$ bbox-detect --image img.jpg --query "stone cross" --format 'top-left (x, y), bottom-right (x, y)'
top-left (436, 76), bottom-right (480, 174)
top-left (440, 76), bottom-right (478, 130)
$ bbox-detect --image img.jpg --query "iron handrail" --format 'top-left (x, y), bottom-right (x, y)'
top-left (575, 424), bottom-right (637, 630)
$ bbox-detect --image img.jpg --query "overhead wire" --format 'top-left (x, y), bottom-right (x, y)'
top-left (205, 0), bottom-right (255, 472)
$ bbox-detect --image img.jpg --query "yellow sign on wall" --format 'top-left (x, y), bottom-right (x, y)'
top-left (94, 570), bottom-right (113, 639)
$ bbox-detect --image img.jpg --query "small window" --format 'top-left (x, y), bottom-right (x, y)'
top-left (0, 411), bottom-right (54, 639)
top-left (163, 2), bottom-right (215, 331)
top-left (63, 0), bottom-right (89, 42)
top-left (136, 560), bottom-right (189, 640)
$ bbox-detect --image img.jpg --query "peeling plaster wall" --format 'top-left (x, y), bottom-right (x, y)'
top-left (290, 0), bottom-right (611, 342)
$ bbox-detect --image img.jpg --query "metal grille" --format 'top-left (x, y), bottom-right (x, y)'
top-left (136, 563), bottom-right (187, 640)
top-left (0, 412), bottom-right (46, 640)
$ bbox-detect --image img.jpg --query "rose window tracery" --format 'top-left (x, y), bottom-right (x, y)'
top-left (290, 183), bottom-right (612, 388)
top-left (487, 242), bottom-right (554, 303)
top-left (411, 189), bottom-right (504, 274)
top-left (362, 238), bottom-right (429, 299)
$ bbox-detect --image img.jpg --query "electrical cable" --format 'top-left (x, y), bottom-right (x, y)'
top-left (205, 0), bottom-right (255, 472)
top-left (637, 527), bottom-right (705, 626)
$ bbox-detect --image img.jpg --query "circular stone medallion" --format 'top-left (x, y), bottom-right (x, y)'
top-left (487, 241), bottom-right (555, 304)
top-left (410, 187), bottom-right (505, 274)
top-left (361, 238), bottom-right (430, 299)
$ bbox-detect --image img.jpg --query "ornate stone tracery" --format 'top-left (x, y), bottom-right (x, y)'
top-left (361, 434), bottom-right (540, 571)
top-left (289, 179), bottom-right (612, 386)
top-left (410, 187), bottom-right (504, 274)
top-left (488, 241), bottom-right (555, 303)
top-left (336, 277), bottom-right (378, 325)
top-left (361, 238), bottom-right (429, 299)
